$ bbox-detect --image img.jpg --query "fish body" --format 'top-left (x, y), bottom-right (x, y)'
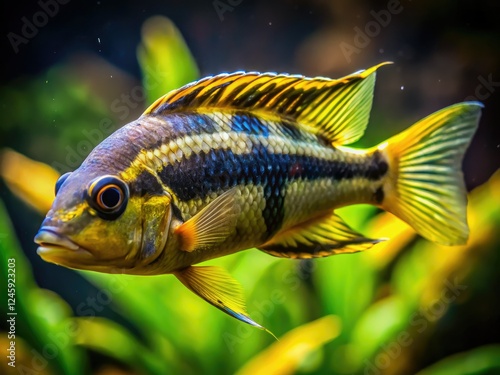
top-left (35, 63), bottom-right (482, 331)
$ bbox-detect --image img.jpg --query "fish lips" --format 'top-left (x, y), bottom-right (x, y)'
top-left (34, 226), bottom-right (93, 264)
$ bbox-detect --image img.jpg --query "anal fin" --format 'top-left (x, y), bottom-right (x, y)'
top-left (260, 212), bottom-right (384, 259)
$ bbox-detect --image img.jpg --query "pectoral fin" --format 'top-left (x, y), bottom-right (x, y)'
top-left (175, 187), bottom-right (240, 252)
top-left (174, 266), bottom-right (274, 336)
top-left (260, 212), bottom-right (385, 259)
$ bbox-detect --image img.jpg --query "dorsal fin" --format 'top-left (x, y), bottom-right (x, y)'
top-left (144, 62), bottom-right (391, 145)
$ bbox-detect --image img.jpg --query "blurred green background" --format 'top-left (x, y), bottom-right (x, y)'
top-left (1, 1), bottom-right (499, 374)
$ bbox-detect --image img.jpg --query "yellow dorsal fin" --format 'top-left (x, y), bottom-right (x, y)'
top-left (260, 211), bottom-right (385, 258)
top-left (175, 187), bottom-right (240, 252)
top-left (174, 266), bottom-right (275, 337)
top-left (144, 62), bottom-right (392, 145)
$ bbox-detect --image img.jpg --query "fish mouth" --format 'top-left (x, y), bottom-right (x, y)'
top-left (34, 226), bottom-right (92, 262)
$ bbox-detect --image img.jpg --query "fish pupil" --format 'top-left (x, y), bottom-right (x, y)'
top-left (100, 187), bottom-right (121, 209)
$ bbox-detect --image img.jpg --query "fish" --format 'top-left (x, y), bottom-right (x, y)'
top-left (34, 62), bottom-right (482, 332)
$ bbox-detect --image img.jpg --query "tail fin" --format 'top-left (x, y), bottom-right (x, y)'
top-left (379, 102), bottom-right (482, 245)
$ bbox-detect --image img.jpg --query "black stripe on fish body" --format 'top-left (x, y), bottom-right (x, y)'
top-left (366, 150), bottom-right (389, 179)
top-left (158, 146), bottom-right (287, 235)
top-left (129, 170), bottom-right (165, 196)
top-left (159, 148), bottom-right (260, 201)
top-left (329, 151), bottom-right (388, 181)
top-left (374, 186), bottom-right (385, 204)
top-left (261, 155), bottom-right (286, 237)
top-left (157, 145), bottom-right (389, 236)
top-left (157, 146), bottom-right (389, 202)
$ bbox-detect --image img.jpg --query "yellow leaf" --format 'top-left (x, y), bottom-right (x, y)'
top-left (0, 148), bottom-right (59, 213)
top-left (236, 315), bottom-right (341, 375)
top-left (365, 211), bottom-right (416, 269)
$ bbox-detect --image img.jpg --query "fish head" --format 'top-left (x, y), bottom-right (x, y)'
top-left (34, 167), bottom-right (173, 273)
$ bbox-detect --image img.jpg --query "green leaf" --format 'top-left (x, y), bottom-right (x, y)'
top-left (79, 271), bottom-right (212, 372)
top-left (314, 253), bottom-right (377, 336)
top-left (350, 295), bottom-right (411, 365)
top-left (137, 16), bottom-right (199, 105)
top-left (416, 345), bottom-right (500, 375)
top-left (74, 317), bottom-right (176, 375)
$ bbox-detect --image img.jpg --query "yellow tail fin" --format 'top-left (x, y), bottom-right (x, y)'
top-left (379, 102), bottom-right (482, 245)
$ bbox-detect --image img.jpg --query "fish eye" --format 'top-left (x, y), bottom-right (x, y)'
top-left (55, 172), bottom-right (72, 195)
top-left (86, 175), bottom-right (129, 220)
top-left (97, 185), bottom-right (122, 209)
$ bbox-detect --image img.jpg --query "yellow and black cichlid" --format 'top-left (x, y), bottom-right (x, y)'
top-left (35, 62), bottom-right (482, 331)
